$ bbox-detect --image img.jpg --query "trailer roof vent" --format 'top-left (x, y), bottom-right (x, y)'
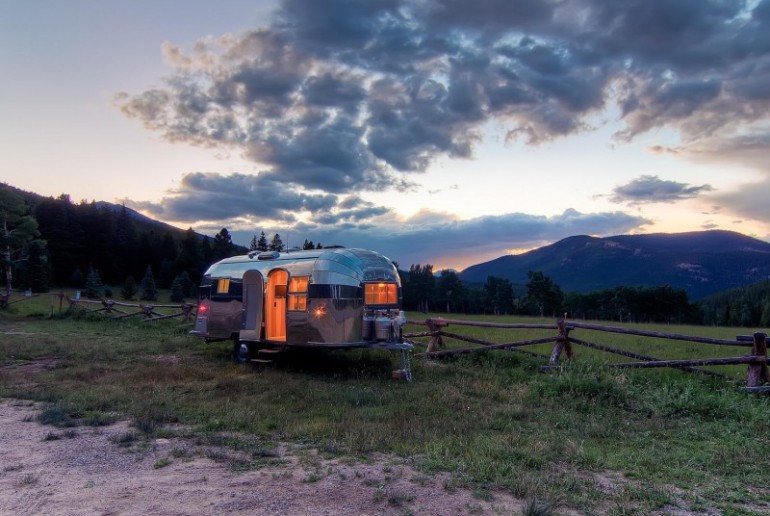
top-left (256, 251), bottom-right (280, 260)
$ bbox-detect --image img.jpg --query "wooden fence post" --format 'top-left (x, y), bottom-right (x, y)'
top-left (425, 318), bottom-right (448, 354)
top-left (549, 318), bottom-right (572, 365)
top-left (747, 332), bottom-right (769, 387)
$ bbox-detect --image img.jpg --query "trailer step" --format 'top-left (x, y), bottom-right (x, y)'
top-left (250, 358), bottom-right (273, 364)
top-left (258, 348), bottom-right (283, 354)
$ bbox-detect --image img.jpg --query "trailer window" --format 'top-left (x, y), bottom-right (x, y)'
top-left (365, 282), bottom-right (397, 305)
top-left (288, 276), bottom-right (309, 311)
top-left (216, 278), bottom-right (230, 294)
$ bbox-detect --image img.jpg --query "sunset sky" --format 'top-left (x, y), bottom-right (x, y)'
top-left (2, 0), bottom-right (770, 271)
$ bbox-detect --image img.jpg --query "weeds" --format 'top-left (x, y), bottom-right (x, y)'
top-left (16, 473), bottom-right (39, 487)
top-left (153, 457), bottom-right (172, 469)
top-left (2, 309), bottom-right (769, 513)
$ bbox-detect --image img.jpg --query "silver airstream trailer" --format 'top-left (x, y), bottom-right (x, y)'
top-left (191, 247), bottom-right (411, 377)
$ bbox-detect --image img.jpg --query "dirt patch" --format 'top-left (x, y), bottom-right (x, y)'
top-left (0, 399), bottom-right (526, 515)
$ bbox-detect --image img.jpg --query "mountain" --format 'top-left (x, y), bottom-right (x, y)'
top-left (459, 230), bottom-right (770, 300)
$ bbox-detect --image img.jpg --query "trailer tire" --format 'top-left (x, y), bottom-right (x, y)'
top-left (234, 341), bottom-right (253, 364)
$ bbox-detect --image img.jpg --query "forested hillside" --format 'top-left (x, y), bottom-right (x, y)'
top-left (460, 231), bottom-right (770, 300)
top-left (698, 280), bottom-right (770, 327)
top-left (1, 184), bottom-right (244, 294)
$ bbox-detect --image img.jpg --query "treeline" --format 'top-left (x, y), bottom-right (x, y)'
top-left (1, 187), bottom-right (248, 296)
top-left (2, 185), bottom-right (319, 299)
top-left (400, 267), bottom-right (705, 324)
top-left (697, 280), bottom-right (770, 327)
top-left (33, 196), bottom-right (244, 290)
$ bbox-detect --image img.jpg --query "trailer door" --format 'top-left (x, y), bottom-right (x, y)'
top-left (240, 269), bottom-right (264, 341)
top-left (266, 269), bottom-right (288, 341)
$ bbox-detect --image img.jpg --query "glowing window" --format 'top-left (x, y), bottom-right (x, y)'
top-left (365, 282), bottom-right (397, 305)
top-left (288, 276), bottom-right (309, 311)
top-left (216, 278), bottom-right (230, 294)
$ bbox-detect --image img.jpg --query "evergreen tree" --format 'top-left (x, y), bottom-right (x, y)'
top-left (404, 264), bottom-right (435, 312)
top-left (199, 237), bottom-right (213, 268)
top-left (175, 227), bottom-right (203, 284)
top-left (178, 270), bottom-right (196, 298)
top-left (33, 194), bottom-right (81, 285)
top-left (0, 187), bottom-right (45, 297)
top-left (249, 234), bottom-right (258, 251)
top-left (257, 231), bottom-right (268, 251)
top-left (170, 274), bottom-right (185, 302)
top-left (112, 204), bottom-right (137, 281)
top-left (84, 266), bottom-right (104, 299)
top-left (524, 271), bottom-right (563, 317)
top-left (25, 239), bottom-right (49, 293)
top-left (121, 275), bottom-right (137, 300)
top-left (303, 239), bottom-right (314, 250)
top-left (213, 228), bottom-right (235, 261)
top-left (761, 300), bottom-right (770, 327)
top-left (140, 265), bottom-right (158, 301)
top-left (158, 257), bottom-right (174, 289)
top-left (316, 242), bottom-right (323, 249)
top-left (436, 270), bottom-right (466, 313)
top-left (269, 233), bottom-right (284, 252)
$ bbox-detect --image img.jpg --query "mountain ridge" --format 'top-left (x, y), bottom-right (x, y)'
top-left (459, 230), bottom-right (770, 300)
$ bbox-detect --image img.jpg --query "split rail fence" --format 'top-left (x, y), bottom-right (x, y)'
top-left (403, 318), bottom-right (770, 391)
top-left (57, 293), bottom-right (197, 322)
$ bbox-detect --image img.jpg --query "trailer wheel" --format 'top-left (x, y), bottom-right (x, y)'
top-left (234, 341), bottom-right (253, 364)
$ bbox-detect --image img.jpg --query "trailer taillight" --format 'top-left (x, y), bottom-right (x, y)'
top-left (197, 302), bottom-right (209, 314)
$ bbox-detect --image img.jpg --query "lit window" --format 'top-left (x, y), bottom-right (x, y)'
top-left (365, 282), bottom-right (397, 305)
top-left (216, 278), bottom-right (230, 294)
top-left (288, 276), bottom-right (308, 311)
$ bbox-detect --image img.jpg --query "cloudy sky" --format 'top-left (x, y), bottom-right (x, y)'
top-left (3, 0), bottom-right (770, 270)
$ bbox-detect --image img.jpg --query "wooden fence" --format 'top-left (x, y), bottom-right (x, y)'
top-left (59, 294), bottom-right (197, 322)
top-left (404, 318), bottom-right (770, 391)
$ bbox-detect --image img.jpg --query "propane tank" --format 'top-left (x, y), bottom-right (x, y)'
top-left (374, 310), bottom-right (393, 341)
top-left (362, 310), bottom-right (375, 341)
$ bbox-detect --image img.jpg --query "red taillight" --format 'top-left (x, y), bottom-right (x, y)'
top-left (197, 302), bottom-right (209, 314)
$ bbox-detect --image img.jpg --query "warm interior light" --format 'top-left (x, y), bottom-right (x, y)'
top-left (313, 305), bottom-right (326, 318)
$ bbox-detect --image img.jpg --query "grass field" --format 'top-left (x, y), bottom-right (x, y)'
top-left (1, 292), bottom-right (769, 514)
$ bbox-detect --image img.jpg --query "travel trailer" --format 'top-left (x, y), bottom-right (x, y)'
top-left (191, 247), bottom-right (411, 375)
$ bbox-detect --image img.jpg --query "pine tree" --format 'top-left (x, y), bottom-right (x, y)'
top-left (269, 233), bottom-right (284, 252)
top-left (257, 231), bottom-right (268, 251)
top-left (213, 228), bottom-right (235, 261)
top-left (85, 266), bottom-right (104, 299)
top-left (178, 270), bottom-right (196, 298)
top-left (170, 274), bottom-right (185, 302)
top-left (249, 234), bottom-right (258, 251)
top-left (1, 187), bottom-right (44, 298)
top-left (140, 265), bottom-right (158, 301)
top-left (121, 275), bottom-right (137, 300)
top-left (26, 240), bottom-right (49, 293)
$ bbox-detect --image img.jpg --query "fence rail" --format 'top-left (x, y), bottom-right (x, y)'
top-left (61, 294), bottom-right (197, 322)
top-left (404, 317), bottom-right (770, 390)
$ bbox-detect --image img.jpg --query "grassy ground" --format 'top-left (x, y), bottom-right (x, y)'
top-left (1, 295), bottom-right (769, 514)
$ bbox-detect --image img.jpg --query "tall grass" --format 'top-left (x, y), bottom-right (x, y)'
top-left (1, 303), bottom-right (769, 513)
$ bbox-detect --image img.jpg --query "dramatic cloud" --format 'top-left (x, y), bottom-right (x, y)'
top-left (610, 175), bottom-right (713, 204)
top-left (114, 0), bottom-right (770, 264)
top-left (130, 172), bottom-right (339, 223)
top-left (231, 208), bottom-right (651, 269)
top-left (117, 1), bottom-right (770, 184)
